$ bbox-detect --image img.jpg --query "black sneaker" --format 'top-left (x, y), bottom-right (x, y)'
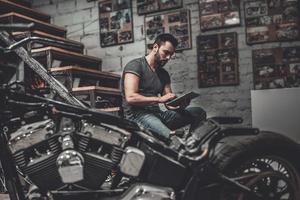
top-left (170, 129), bottom-right (185, 137)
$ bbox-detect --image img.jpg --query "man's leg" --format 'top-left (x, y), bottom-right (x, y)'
top-left (160, 107), bottom-right (206, 131)
top-left (127, 112), bottom-right (173, 138)
top-left (185, 107), bottom-right (207, 129)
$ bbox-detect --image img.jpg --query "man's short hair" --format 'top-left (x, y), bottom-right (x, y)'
top-left (154, 33), bottom-right (178, 48)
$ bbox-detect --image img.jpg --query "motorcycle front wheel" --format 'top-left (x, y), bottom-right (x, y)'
top-left (209, 131), bottom-right (300, 200)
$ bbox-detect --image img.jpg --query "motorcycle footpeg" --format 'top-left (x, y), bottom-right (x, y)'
top-left (170, 136), bottom-right (185, 150)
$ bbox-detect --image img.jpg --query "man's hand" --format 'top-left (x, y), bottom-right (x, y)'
top-left (159, 93), bottom-right (176, 103)
top-left (166, 97), bottom-right (190, 110)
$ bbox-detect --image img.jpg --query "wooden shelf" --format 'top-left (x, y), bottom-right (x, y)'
top-left (0, 0), bottom-right (50, 23)
top-left (0, 12), bottom-right (66, 37)
top-left (50, 66), bottom-right (120, 89)
top-left (72, 86), bottom-right (121, 96)
top-left (72, 86), bottom-right (122, 109)
top-left (31, 47), bottom-right (102, 70)
top-left (51, 66), bottom-right (119, 79)
top-left (12, 30), bottom-right (84, 53)
top-left (8, 0), bottom-right (31, 8)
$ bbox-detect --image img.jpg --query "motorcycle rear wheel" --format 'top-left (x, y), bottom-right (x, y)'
top-left (209, 131), bottom-right (300, 200)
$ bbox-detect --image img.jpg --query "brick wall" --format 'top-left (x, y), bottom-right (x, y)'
top-left (31, 0), bottom-right (300, 125)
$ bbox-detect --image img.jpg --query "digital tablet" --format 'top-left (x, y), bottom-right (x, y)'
top-left (165, 92), bottom-right (199, 107)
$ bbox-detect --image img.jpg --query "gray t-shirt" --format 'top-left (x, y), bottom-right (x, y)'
top-left (121, 56), bottom-right (170, 115)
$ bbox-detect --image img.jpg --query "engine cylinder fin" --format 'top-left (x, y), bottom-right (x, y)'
top-left (85, 159), bottom-right (115, 169)
top-left (78, 138), bottom-right (90, 151)
top-left (23, 163), bottom-right (57, 174)
top-left (48, 141), bottom-right (59, 148)
top-left (111, 147), bottom-right (123, 164)
top-left (14, 160), bottom-right (26, 168)
top-left (78, 141), bottom-right (89, 148)
top-left (12, 152), bottom-right (27, 167)
top-left (22, 154), bottom-right (59, 174)
top-left (85, 153), bottom-right (115, 169)
top-left (48, 146), bottom-right (60, 153)
top-left (27, 168), bottom-right (58, 178)
top-left (26, 166), bottom-right (58, 179)
top-left (80, 137), bottom-right (90, 144)
top-left (48, 138), bottom-right (60, 151)
top-left (23, 159), bottom-right (57, 173)
top-left (29, 169), bottom-right (59, 177)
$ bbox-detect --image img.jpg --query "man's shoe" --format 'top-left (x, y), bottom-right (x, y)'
top-left (170, 129), bottom-right (185, 137)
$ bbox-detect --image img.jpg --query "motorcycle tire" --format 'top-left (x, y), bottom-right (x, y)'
top-left (209, 131), bottom-right (300, 200)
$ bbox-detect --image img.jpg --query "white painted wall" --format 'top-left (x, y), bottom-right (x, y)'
top-left (252, 88), bottom-right (300, 143)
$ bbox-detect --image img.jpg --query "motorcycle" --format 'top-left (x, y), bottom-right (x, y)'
top-left (1, 26), bottom-right (300, 200)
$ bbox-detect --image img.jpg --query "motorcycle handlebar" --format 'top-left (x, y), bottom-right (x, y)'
top-left (0, 23), bottom-right (34, 53)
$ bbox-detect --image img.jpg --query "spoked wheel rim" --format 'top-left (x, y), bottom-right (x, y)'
top-left (220, 155), bottom-right (300, 200)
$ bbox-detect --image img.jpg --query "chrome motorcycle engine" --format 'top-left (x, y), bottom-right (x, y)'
top-left (8, 117), bottom-right (130, 192)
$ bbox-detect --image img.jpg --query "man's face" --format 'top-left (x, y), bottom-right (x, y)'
top-left (154, 41), bottom-right (175, 68)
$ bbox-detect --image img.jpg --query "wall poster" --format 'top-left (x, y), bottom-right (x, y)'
top-left (144, 9), bottom-right (191, 52)
top-left (253, 47), bottom-right (300, 90)
top-left (99, 0), bottom-right (134, 47)
top-left (199, 0), bottom-right (241, 31)
top-left (137, 0), bottom-right (182, 15)
top-left (245, 0), bottom-right (300, 44)
top-left (197, 32), bottom-right (239, 87)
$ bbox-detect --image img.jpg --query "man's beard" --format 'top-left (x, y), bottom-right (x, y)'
top-left (155, 51), bottom-right (168, 68)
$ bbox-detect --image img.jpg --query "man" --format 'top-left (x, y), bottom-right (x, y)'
top-left (121, 33), bottom-right (206, 138)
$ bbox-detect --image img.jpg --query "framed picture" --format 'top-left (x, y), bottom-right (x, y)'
top-left (137, 0), bottom-right (183, 15)
top-left (253, 47), bottom-right (300, 89)
top-left (145, 9), bottom-right (192, 52)
top-left (245, 0), bottom-right (300, 44)
top-left (98, 0), bottom-right (134, 47)
top-left (197, 32), bottom-right (239, 87)
top-left (199, 0), bottom-right (241, 31)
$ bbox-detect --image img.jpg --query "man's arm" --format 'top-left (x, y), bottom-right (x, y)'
top-left (124, 73), bottom-right (175, 106)
top-left (163, 83), bottom-right (173, 95)
top-left (163, 83), bottom-right (190, 110)
top-left (163, 83), bottom-right (179, 110)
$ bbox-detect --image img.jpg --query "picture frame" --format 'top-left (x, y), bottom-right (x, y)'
top-left (144, 9), bottom-right (192, 52)
top-left (244, 0), bottom-right (300, 44)
top-left (197, 32), bottom-right (239, 87)
top-left (253, 47), bottom-right (300, 89)
top-left (199, 0), bottom-right (241, 31)
top-left (98, 0), bottom-right (134, 47)
top-left (137, 0), bottom-right (183, 15)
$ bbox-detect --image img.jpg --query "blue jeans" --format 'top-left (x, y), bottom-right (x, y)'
top-left (125, 107), bottom-right (206, 138)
